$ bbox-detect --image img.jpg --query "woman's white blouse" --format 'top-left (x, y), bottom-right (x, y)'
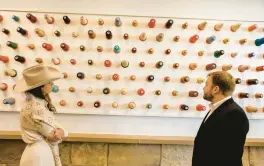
top-left (20, 94), bottom-right (68, 166)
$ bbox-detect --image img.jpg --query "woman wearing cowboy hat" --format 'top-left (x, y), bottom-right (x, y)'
top-left (14, 64), bottom-right (68, 166)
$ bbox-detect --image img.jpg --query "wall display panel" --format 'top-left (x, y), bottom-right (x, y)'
top-left (0, 11), bottom-right (264, 119)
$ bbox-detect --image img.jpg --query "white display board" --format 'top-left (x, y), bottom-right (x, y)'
top-left (0, 11), bottom-right (264, 119)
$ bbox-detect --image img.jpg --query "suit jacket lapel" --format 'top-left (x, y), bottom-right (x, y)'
top-left (203, 97), bottom-right (234, 123)
top-left (196, 110), bottom-right (211, 133)
top-left (195, 98), bottom-right (235, 140)
top-left (202, 98), bottom-right (234, 125)
top-left (202, 111), bottom-right (211, 124)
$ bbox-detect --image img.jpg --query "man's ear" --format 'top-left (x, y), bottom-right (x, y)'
top-left (213, 86), bottom-right (220, 94)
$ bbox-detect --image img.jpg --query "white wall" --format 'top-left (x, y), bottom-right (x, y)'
top-left (1, 0), bottom-right (264, 138)
top-left (1, 0), bottom-right (264, 21)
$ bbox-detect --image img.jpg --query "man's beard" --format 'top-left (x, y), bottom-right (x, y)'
top-left (203, 92), bottom-right (214, 102)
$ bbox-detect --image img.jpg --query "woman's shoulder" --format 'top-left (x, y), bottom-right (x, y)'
top-left (21, 94), bottom-right (45, 112)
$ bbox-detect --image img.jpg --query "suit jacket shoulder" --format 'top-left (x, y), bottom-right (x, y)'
top-left (220, 98), bottom-right (249, 124)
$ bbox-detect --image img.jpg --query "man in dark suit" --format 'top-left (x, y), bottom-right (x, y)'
top-left (192, 71), bottom-right (249, 166)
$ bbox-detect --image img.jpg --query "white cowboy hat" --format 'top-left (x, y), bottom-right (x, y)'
top-left (14, 64), bottom-right (63, 93)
